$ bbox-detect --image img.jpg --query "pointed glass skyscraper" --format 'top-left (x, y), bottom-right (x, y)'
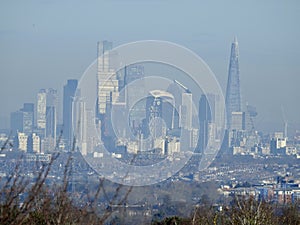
top-left (226, 37), bottom-right (242, 128)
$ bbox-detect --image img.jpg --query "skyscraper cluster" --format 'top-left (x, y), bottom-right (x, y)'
top-left (11, 91), bottom-right (44, 152)
top-left (93, 41), bottom-right (229, 157)
top-left (8, 37), bottom-right (263, 158)
top-left (10, 80), bottom-right (80, 153)
top-left (94, 41), bottom-right (206, 156)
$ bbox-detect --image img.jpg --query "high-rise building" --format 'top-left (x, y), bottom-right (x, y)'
top-left (145, 90), bottom-right (175, 139)
top-left (37, 89), bottom-right (47, 132)
top-left (168, 80), bottom-right (193, 131)
top-left (46, 88), bottom-right (58, 108)
top-left (167, 82), bottom-right (183, 130)
top-left (63, 79), bottom-right (78, 148)
top-left (72, 95), bottom-right (87, 155)
top-left (198, 93), bottom-right (225, 152)
top-left (97, 41), bottom-right (119, 116)
top-left (180, 92), bottom-right (193, 130)
top-left (198, 94), bottom-right (212, 152)
top-left (86, 109), bottom-right (99, 153)
top-left (10, 103), bottom-right (34, 136)
top-left (36, 88), bottom-right (58, 140)
top-left (98, 40), bottom-right (113, 68)
top-left (225, 37), bottom-right (242, 129)
top-left (22, 103), bottom-right (34, 130)
top-left (125, 65), bottom-right (146, 131)
top-left (46, 106), bottom-right (56, 139)
top-left (45, 88), bottom-right (58, 140)
top-left (10, 111), bottom-right (24, 135)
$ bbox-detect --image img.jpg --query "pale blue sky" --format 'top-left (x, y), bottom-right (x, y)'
top-left (0, 0), bottom-right (299, 133)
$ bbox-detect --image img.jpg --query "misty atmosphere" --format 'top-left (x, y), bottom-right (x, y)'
top-left (1, 1), bottom-right (300, 224)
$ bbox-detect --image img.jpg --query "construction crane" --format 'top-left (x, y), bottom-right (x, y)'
top-left (173, 80), bottom-right (191, 93)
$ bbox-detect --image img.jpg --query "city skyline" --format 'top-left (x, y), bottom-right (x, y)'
top-left (2, 38), bottom-right (298, 137)
top-left (1, 2), bottom-right (300, 223)
top-left (1, 1), bottom-right (300, 134)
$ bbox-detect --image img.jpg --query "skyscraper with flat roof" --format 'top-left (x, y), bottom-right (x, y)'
top-left (46, 106), bottom-right (56, 139)
top-left (63, 79), bottom-right (78, 148)
top-left (125, 65), bottom-right (146, 131)
top-left (97, 41), bottom-right (119, 116)
top-left (198, 94), bottom-right (212, 152)
top-left (72, 95), bottom-right (87, 155)
top-left (226, 37), bottom-right (242, 129)
top-left (37, 89), bottom-right (47, 131)
top-left (145, 90), bottom-right (175, 138)
top-left (46, 88), bottom-right (57, 140)
top-left (10, 103), bottom-right (34, 138)
top-left (181, 92), bottom-right (193, 130)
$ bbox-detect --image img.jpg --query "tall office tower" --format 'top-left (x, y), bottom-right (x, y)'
top-left (125, 65), bottom-right (146, 132)
top-left (63, 79), bottom-right (78, 148)
top-left (168, 80), bottom-right (192, 130)
top-left (198, 94), bottom-right (212, 152)
top-left (225, 37), bottom-right (242, 129)
top-left (43, 106), bottom-right (56, 152)
top-left (11, 103), bottom-right (34, 136)
top-left (21, 112), bottom-right (33, 135)
top-left (198, 93), bottom-right (224, 152)
top-left (180, 92), bottom-right (193, 130)
top-left (45, 88), bottom-right (58, 140)
top-left (98, 41), bottom-right (112, 70)
top-left (37, 89), bottom-right (47, 132)
top-left (145, 90), bottom-right (175, 139)
top-left (46, 106), bottom-right (56, 139)
top-left (72, 95), bottom-right (87, 155)
top-left (167, 82), bottom-right (182, 130)
top-left (22, 103), bottom-right (34, 133)
top-left (46, 88), bottom-right (58, 108)
top-left (10, 111), bottom-right (23, 135)
top-left (86, 109), bottom-right (99, 153)
top-left (97, 41), bottom-right (119, 116)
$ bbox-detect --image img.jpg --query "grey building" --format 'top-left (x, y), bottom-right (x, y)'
top-left (63, 79), bottom-right (78, 148)
top-left (225, 37), bottom-right (242, 129)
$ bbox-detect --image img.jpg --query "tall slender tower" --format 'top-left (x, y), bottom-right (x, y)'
top-left (125, 65), bottom-right (146, 131)
top-left (63, 79), bottom-right (78, 148)
top-left (46, 88), bottom-right (58, 140)
top-left (37, 89), bottom-right (47, 137)
top-left (97, 41), bottom-right (119, 116)
top-left (226, 37), bottom-right (242, 129)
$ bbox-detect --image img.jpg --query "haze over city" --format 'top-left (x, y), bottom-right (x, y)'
top-left (1, 0), bottom-right (299, 134)
top-left (1, 1), bottom-right (300, 224)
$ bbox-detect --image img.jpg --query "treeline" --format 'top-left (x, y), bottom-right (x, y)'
top-left (0, 150), bottom-right (133, 225)
top-left (0, 143), bottom-right (299, 224)
top-left (153, 196), bottom-right (300, 225)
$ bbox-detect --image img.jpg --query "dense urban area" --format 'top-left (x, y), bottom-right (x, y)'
top-left (1, 38), bottom-right (299, 224)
